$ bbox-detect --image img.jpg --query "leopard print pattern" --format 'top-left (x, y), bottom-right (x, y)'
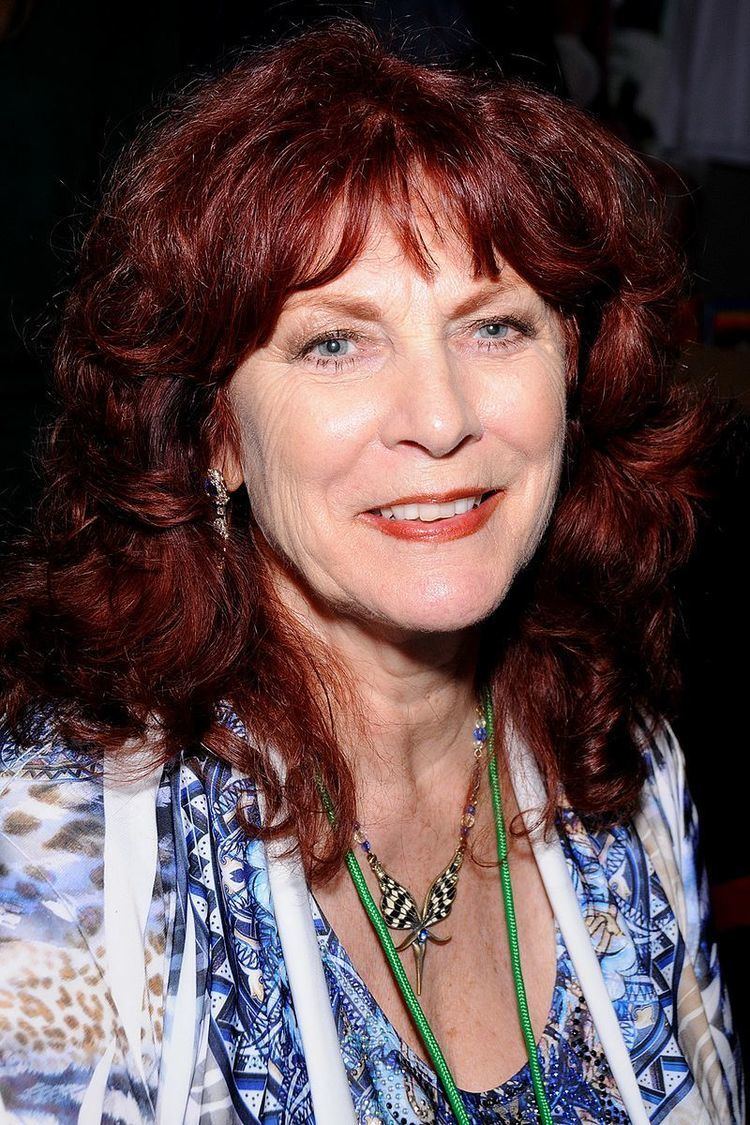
top-left (0, 713), bottom-right (169, 1123)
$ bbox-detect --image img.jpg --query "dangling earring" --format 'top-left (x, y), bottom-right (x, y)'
top-left (204, 468), bottom-right (230, 542)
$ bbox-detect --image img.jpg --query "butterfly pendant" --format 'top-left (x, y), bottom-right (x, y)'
top-left (372, 846), bottom-right (465, 995)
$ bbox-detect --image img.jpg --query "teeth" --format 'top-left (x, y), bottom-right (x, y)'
top-left (378, 494), bottom-right (485, 521)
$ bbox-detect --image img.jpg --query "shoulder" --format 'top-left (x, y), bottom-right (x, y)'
top-left (631, 707), bottom-right (685, 790)
top-left (630, 709), bottom-right (708, 966)
top-left (0, 709), bottom-right (115, 1110)
top-left (0, 706), bottom-right (174, 1119)
top-left (0, 705), bottom-right (106, 910)
top-left (0, 703), bottom-right (106, 948)
top-left (630, 713), bottom-right (746, 1121)
top-left (631, 709), bottom-right (692, 860)
top-left (1, 703), bottom-right (103, 795)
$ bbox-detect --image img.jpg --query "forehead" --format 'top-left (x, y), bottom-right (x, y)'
top-left (282, 206), bottom-right (534, 316)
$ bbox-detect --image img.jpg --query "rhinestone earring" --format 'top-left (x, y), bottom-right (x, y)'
top-left (204, 468), bottom-right (230, 541)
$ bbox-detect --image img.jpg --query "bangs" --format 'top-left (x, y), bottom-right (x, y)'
top-left (249, 118), bottom-right (508, 346)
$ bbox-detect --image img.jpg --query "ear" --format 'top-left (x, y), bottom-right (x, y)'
top-left (220, 446), bottom-right (244, 492)
top-left (212, 383), bottom-right (245, 491)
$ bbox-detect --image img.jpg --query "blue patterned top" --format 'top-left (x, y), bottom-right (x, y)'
top-left (0, 703), bottom-right (744, 1123)
top-left (310, 887), bottom-right (628, 1123)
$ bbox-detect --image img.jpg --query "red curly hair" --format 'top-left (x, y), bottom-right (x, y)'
top-left (0, 17), bottom-right (726, 881)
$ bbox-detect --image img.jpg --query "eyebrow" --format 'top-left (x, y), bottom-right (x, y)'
top-left (283, 278), bottom-right (522, 322)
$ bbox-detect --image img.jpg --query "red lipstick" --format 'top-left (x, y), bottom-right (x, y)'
top-left (360, 490), bottom-right (503, 543)
top-left (369, 486), bottom-right (493, 508)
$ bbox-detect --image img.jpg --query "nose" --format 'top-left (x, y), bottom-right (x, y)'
top-left (379, 346), bottom-right (483, 458)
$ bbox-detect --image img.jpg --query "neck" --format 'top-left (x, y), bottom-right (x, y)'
top-left (323, 617), bottom-right (480, 796)
top-left (267, 563), bottom-right (483, 803)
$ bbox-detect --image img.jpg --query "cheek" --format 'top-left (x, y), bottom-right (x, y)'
top-left (227, 378), bottom-right (293, 532)
top-left (230, 374), bottom-right (303, 485)
top-left (229, 372), bottom-right (379, 517)
top-left (488, 362), bottom-right (566, 463)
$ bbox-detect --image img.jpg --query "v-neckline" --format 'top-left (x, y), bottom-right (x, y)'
top-left (307, 886), bottom-right (566, 1101)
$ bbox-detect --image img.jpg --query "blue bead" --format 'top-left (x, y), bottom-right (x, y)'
top-left (473, 726), bottom-right (487, 741)
top-left (467, 804), bottom-right (476, 814)
top-left (419, 928), bottom-right (429, 942)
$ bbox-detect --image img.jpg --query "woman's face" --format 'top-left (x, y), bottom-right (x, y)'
top-left (226, 211), bottom-right (567, 637)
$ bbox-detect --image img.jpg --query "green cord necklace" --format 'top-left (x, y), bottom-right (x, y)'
top-left (315, 686), bottom-right (553, 1124)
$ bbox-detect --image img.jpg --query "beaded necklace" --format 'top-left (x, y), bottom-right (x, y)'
top-left (348, 704), bottom-right (485, 996)
top-left (316, 687), bottom-right (553, 1125)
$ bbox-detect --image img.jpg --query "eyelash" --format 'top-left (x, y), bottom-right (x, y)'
top-left (293, 316), bottom-right (536, 371)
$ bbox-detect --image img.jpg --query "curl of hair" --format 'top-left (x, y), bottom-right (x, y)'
top-left (0, 16), bottom-right (732, 881)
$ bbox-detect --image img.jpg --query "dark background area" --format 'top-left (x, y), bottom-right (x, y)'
top-left (1, 0), bottom-right (748, 1087)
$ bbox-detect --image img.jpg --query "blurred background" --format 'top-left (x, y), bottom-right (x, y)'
top-left (1, 0), bottom-right (748, 1086)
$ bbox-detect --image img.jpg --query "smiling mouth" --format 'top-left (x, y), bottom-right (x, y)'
top-left (361, 489), bottom-right (503, 542)
top-left (369, 490), bottom-right (499, 523)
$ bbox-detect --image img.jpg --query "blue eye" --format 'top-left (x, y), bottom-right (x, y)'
top-left (312, 337), bottom-right (353, 358)
top-left (477, 323), bottom-right (510, 339)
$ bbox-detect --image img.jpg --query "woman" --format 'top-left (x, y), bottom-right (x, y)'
top-left (0, 16), bottom-right (743, 1125)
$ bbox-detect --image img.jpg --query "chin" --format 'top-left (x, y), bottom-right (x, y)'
top-left (365, 572), bottom-right (510, 636)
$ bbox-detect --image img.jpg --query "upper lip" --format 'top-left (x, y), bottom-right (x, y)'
top-left (367, 487), bottom-right (498, 510)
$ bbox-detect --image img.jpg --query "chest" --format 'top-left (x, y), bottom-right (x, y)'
top-left (312, 822), bottom-right (557, 1094)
